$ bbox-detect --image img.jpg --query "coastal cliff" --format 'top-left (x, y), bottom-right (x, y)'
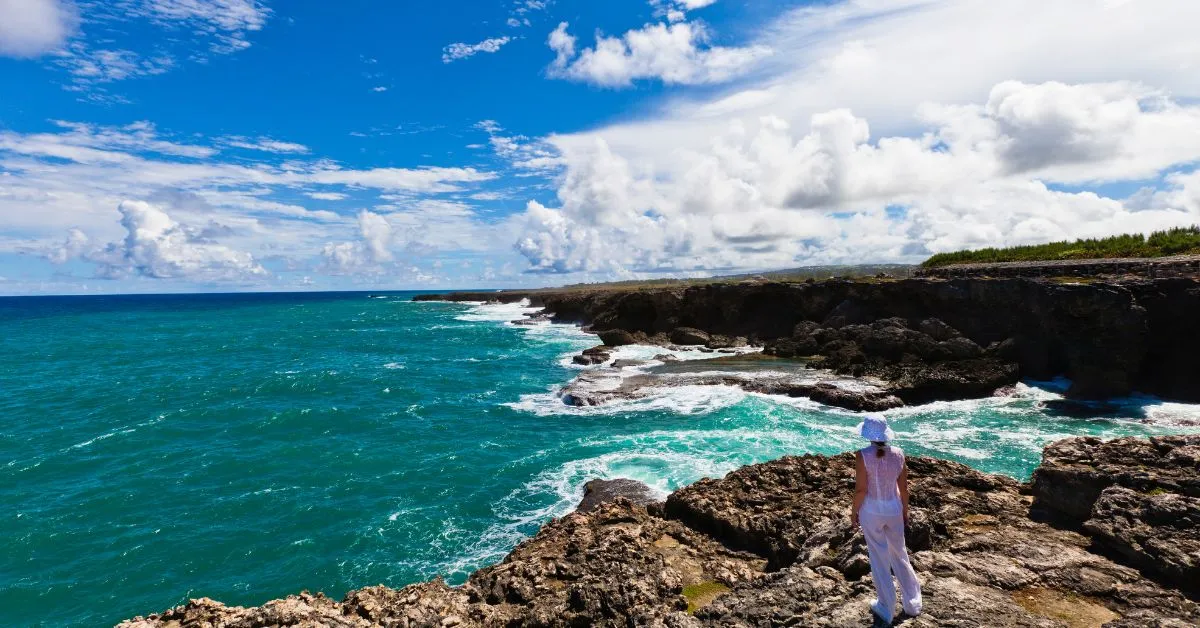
top-left (415, 277), bottom-right (1200, 403)
top-left (120, 434), bottom-right (1200, 626)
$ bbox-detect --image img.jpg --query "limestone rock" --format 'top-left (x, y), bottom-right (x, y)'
top-left (577, 479), bottom-right (660, 513)
top-left (1084, 486), bottom-right (1200, 596)
top-left (1031, 434), bottom-right (1200, 523)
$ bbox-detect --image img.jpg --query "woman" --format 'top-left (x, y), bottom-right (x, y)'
top-left (851, 415), bottom-right (923, 624)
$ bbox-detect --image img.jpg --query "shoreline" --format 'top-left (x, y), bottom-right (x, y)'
top-left (120, 434), bottom-right (1200, 626)
top-left (111, 292), bottom-right (1200, 626)
top-left (415, 275), bottom-right (1200, 405)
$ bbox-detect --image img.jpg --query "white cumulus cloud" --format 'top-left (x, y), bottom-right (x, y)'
top-left (0, 0), bottom-right (76, 57)
top-left (546, 20), bottom-right (769, 87)
top-left (321, 210), bottom-right (395, 273)
top-left (77, 200), bottom-right (267, 279)
top-left (46, 227), bottom-right (90, 264)
top-left (514, 79), bottom-right (1200, 274)
top-left (513, 0), bottom-right (1200, 276)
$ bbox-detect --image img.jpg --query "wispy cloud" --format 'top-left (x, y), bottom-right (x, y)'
top-left (474, 119), bottom-right (561, 173)
top-left (442, 36), bottom-right (512, 63)
top-left (219, 136), bottom-right (310, 154)
top-left (112, 0), bottom-right (270, 54)
top-left (32, 0), bottom-right (273, 95)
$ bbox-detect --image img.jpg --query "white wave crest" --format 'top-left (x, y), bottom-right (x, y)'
top-left (506, 384), bottom-right (748, 417)
top-left (454, 299), bottom-right (541, 322)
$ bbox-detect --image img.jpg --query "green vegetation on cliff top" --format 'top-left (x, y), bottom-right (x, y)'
top-left (922, 226), bottom-right (1200, 268)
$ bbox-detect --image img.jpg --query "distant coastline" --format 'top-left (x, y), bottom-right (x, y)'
top-left (418, 273), bottom-right (1200, 404)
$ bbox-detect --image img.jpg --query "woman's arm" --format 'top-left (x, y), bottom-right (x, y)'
top-left (852, 451), bottom-right (867, 527)
top-left (898, 459), bottom-right (910, 524)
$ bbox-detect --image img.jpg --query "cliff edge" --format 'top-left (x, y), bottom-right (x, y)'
top-left (416, 277), bottom-right (1200, 403)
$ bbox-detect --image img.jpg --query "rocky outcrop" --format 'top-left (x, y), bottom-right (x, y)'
top-left (1031, 435), bottom-right (1200, 523)
top-left (764, 317), bottom-right (1019, 404)
top-left (561, 316), bottom-right (1007, 411)
top-left (571, 345), bottom-right (613, 366)
top-left (1031, 434), bottom-right (1200, 596)
top-left (419, 277), bottom-right (1200, 402)
top-left (511, 313), bottom-right (552, 326)
top-left (1083, 487), bottom-right (1200, 597)
top-left (596, 329), bottom-right (638, 347)
top-left (576, 478), bottom-right (660, 513)
top-left (671, 327), bottom-right (711, 346)
top-left (123, 436), bottom-right (1200, 627)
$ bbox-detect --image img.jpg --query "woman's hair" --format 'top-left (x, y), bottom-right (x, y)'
top-left (872, 441), bottom-right (888, 458)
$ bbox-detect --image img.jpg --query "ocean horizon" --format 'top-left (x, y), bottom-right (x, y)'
top-left (4, 291), bottom-right (1199, 626)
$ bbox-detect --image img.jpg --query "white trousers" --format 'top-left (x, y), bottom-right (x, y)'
top-left (860, 508), bottom-right (923, 621)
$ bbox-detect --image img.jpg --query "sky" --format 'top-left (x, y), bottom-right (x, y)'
top-left (1, 0), bottom-right (1199, 295)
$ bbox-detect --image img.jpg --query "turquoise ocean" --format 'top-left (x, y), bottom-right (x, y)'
top-left (3, 291), bottom-right (1198, 626)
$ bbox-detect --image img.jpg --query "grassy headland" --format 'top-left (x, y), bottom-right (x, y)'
top-left (922, 226), bottom-right (1200, 268)
top-left (544, 264), bottom-right (915, 292)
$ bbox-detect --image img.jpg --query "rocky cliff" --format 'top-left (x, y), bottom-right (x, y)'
top-left (415, 277), bottom-right (1200, 402)
top-left (121, 435), bottom-right (1200, 627)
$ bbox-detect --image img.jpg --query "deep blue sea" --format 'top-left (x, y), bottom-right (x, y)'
top-left (2, 291), bottom-right (1198, 626)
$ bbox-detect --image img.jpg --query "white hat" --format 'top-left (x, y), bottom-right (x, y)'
top-left (858, 415), bottom-right (896, 442)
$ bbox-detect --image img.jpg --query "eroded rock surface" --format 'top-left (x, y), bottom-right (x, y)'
top-left (121, 437), bottom-right (1200, 627)
top-left (765, 317), bottom-right (1019, 405)
top-left (1084, 486), bottom-right (1200, 596)
top-left (1031, 434), bottom-right (1200, 523)
top-left (576, 478), bottom-right (660, 513)
top-left (1029, 434), bottom-right (1200, 597)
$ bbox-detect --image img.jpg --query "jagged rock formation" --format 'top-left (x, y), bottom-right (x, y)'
top-left (576, 478), bottom-right (660, 513)
top-left (1032, 434), bottom-right (1200, 597)
top-left (763, 316), bottom-right (1018, 405)
top-left (121, 435), bottom-right (1200, 627)
top-left (416, 277), bottom-right (1200, 402)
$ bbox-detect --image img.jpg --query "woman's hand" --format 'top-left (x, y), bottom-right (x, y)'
top-left (851, 510), bottom-right (860, 528)
top-left (902, 505), bottom-right (910, 526)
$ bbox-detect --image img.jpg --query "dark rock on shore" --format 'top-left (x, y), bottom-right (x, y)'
top-left (705, 334), bottom-right (747, 350)
top-left (875, 359), bottom-right (1019, 405)
top-left (511, 313), bottom-right (552, 326)
top-left (610, 359), bottom-right (648, 368)
top-left (597, 329), bottom-right (638, 346)
top-left (738, 379), bottom-right (903, 412)
top-left (557, 364), bottom-right (904, 412)
top-left (671, 327), bottom-right (711, 346)
top-left (763, 316), bottom-right (1019, 404)
top-left (572, 345), bottom-right (613, 366)
top-left (576, 478), bottom-right (660, 513)
top-left (122, 435), bottom-right (1200, 627)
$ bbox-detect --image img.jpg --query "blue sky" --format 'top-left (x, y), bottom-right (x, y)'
top-left (2, 0), bottom-right (1200, 294)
